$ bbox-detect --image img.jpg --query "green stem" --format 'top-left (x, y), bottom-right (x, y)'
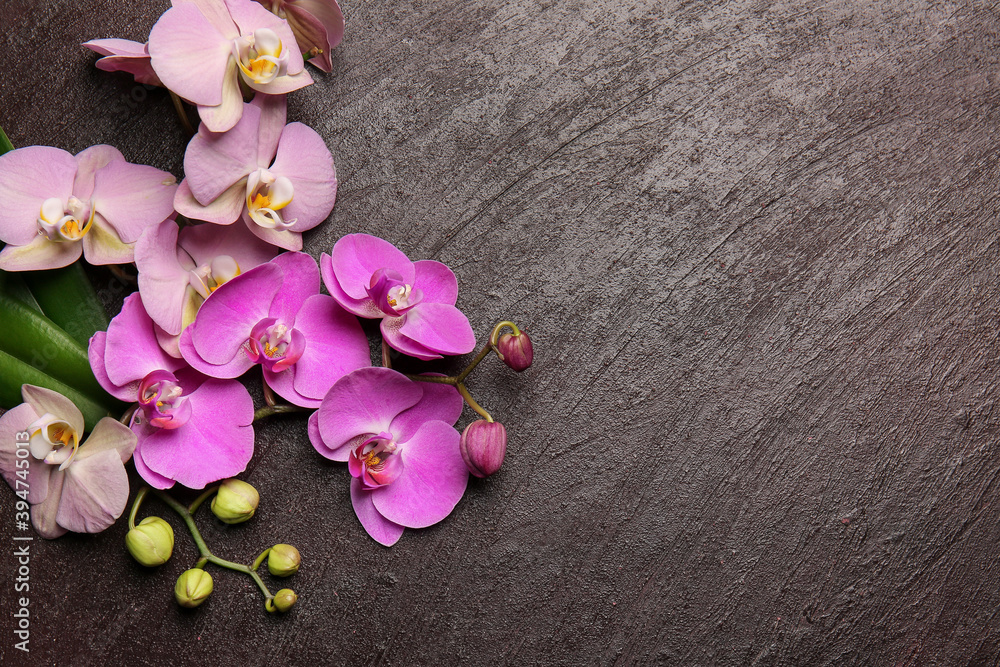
top-left (456, 340), bottom-right (494, 383)
top-left (128, 487), bottom-right (149, 531)
top-left (254, 404), bottom-right (309, 421)
top-left (170, 91), bottom-right (196, 136)
top-left (252, 548), bottom-right (272, 572)
top-left (187, 486), bottom-right (219, 515)
top-left (381, 340), bottom-right (393, 369)
top-left (406, 374), bottom-right (456, 385)
top-left (262, 374), bottom-right (277, 407)
top-left (457, 382), bottom-right (492, 422)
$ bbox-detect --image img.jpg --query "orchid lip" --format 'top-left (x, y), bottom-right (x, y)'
top-left (366, 268), bottom-right (423, 317)
top-left (233, 28), bottom-right (289, 85)
top-left (27, 412), bottom-right (81, 470)
top-left (246, 317), bottom-right (306, 372)
top-left (246, 168), bottom-right (296, 231)
top-left (36, 196), bottom-right (95, 242)
top-left (348, 432), bottom-right (403, 489)
top-left (189, 254), bottom-right (242, 300)
top-left (136, 370), bottom-right (191, 430)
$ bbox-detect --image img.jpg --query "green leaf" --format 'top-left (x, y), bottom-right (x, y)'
top-left (0, 291), bottom-right (116, 406)
top-left (0, 125), bottom-right (13, 156)
top-left (23, 262), bottom-right (110, 347)
top-left (0, 350), bottom-right (114, 431)
top-left (0, 270), bottom-right (44, 314)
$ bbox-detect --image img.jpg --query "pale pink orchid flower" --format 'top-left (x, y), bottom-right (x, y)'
top-left (148, 0), bottom-right (313, 132)
top-left (174, 95), bottom-right (336, 250)
top-left (82, 39), bottom-right (163, 87)
top-left (0, 145), bottom-right (177, 271)
top-left (255, 0), bottom-right (344, 73)
top-left (0, 386), bottom-right (136, 539)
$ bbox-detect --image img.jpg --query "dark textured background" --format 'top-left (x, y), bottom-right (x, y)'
top-left (2, 0), bottom-right (999, 664)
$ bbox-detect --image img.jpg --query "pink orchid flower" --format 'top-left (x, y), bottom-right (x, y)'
top-left (0, 385), bottom-right (136, 539)
top-left (179, 251), bottom-right (370, 408)
top-left (255, 0), bottom-right (344, 73)
top-left (135, 219), bottom-right (278, 350)
top-left (308, 367), bottom-right (467, 546)
top-left (174, 95), bottom-right (336, 251)
top-left (82, 39), bottom-right (163, 87)
top-left (322, 234), bottom-right (476, 360)
top-left (0, 145), bottom-right (177, 271)
top-left (148, 0), bottom-right (313, 132)
top-left (89, 293), bottom-right (255, 490)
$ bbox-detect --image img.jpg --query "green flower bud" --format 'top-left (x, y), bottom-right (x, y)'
top-left (267, 544), bottom-right (301, 577)
top-left (174, 569), bottom-right (213, 608)
top-left (272, 589), bottom-right (298, 612)
top-left (125, 516), bottom-right (174, 567)
top-left (210, 479), bottom-right (259, 524)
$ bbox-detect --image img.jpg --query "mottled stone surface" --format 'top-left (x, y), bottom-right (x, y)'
top-left (2, 0), bottom-right (999, 664)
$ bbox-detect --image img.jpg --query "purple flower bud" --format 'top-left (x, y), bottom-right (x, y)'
top-left (497, 331), bottom-right (533, 372)
top-left (460, 420), bottom-right (507, 478)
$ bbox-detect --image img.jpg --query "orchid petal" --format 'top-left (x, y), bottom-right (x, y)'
top-left (185, 262), bottom-right (282, 365)
top-left (412, 260), bottom-right (459, 305)
top-left (379, 319), bottom-right (442, 361)
top-left (196, 55), bottom-right (244, 133)
top-left (132, 445), bottom-right (176, 490)
top-left (148, 3), bottom-right (233, 106)
top-left (242, 213), bottom-right (303, 250)
top-left (267, 251), bottom-right (320, 322)
top-left (0, 147), bottom-right (77, 246)
top-left (81, 216), bottom-right (135, 266)
top-left (91, 160), bottom-right (177, 242)
top-left (83, 39), bottom-right (162, 87)
top-left (31, 471), bottom-right (68, 539)
top-left (227, 0), bottom-right (305, 73)
top-left (328, 234), bottom-right (415, 301)
top-left (104, 293), bottom-right (186, 389)
top-left (180, 215), bottom-right (279, 267)
top-left (315, 368), bottom-right (422, 457)
top-left (389, 378), bottom-right (463, 444)
top-left (371, 420), bottom-right (467, 528)
top-left (136, 379), bottom-right (254, 489)
top-left (263, 365), bottom-right (318, 408)
top-left (135, 220), bottom-right (191, 336)
top-left (74, 417), bottom-right (136, 464)
top-left (88, 332), bottom-right (137, 402)
top-left (253, 93), bottom-right (287, 165)
top-left (319, 253), bottom-right (378, 317)
top-left (21, 385), bottom-right (84, 438)
top-left (245, 69), bottom-right (314, 95)
top-left (398, 302), bottom-right (476, 356)
top-left (55, 448), bottom-right (130, 534)
top-left (174, 179), bottom-right (245, 225)
top-left (0, 235), bottom-right (83, 272)
top-left (288, 294), bottom-right (370, 402)
top-left (0, 403), bottom-right (49, 504)
top-left (351, 478), bottom-right (404, 547)
top-left (184, 101), bottom-right (260, 205)
top-left (178, 326), bottom-right (257, 378)
top-left (268, 122), bottom-right (336, 231)
top-left (73, 145), bottom-right (124, 201)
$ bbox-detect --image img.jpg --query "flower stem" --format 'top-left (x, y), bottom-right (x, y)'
top-left (254, 404), bottom-right (310, 421)
top-left (148, 488), bottom-right (276, 608)
top-left (128, 487), bottom-right (149, 531)
top-left (169, 91), bottom-right (196, 136)
top-left (252, 548), bottom-right (272, 572)
top-left (381, 339), bottom-right (393, 369)
top-left (187, 486), bottom-right (219, 514)
top-left (456, 382), bottom-right (493, 422)
top-left (120, 403), bottom-right (139, 426)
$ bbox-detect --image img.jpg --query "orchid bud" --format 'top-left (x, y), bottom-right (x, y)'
top-left (211, 479), bottom-right (259, 524)
top-left (267, 544), bottom-right (301, 577)
top-left (497, 330), bottom-right (533, 372)
top-left (272, 589), bottom-right (298, 612)
top-left (125, 516), bottom-right (174, 567)
top-left (175, 569), bottom-right (213, 608)
top-left (460, 420), bottom-right (507, 478)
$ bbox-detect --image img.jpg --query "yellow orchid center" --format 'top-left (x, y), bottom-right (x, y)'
top-left (37, 196), bottom-right (94, 242)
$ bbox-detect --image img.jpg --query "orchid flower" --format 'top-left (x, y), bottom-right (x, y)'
top-left (82, 39), bottom-right (163, 86)
top-left (179, 251), bottom-right (370, 407)
top-left (89, 293), bottom-right (255, 490)
top-left (308, 367), bottom-right (467, 546)
top-left (322, 234), bottom-right (476, 360)
top-left (135, 219), bottom-right (278, 353)
top-left (174, 95), bottom-right (336, 250)
top-left (148, 0), bottom-right (313, 132)
top-left (255, 0), bottom-right (344, 73)
top-left (0, 145), bottom-right (177, 271)
top-left (0, 385), bottom-right (136, 539)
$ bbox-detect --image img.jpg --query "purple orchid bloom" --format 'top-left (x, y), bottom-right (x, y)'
top-left (321, 234), bottom-right (476, 360)
top-left (89, 293), bottom-right (255, 490)
top-left (174, 95), bottom-right (336, 251)
top-left (308, 367), bottom-right (467, 546)
top-left (0, 385), bottom-right (136, 538)
top-left (179, 251), bottom-right (370, 407)
top-left (82, 39), bottom-right (163, 87)
top-left (148, 0), bottom-right (313, 132)
top-left (135, 219), bottom-right (278, 346)
top-left (0, 145), bottom-right (177, 271)
top-left (255, 0), bottom-right (344, 73)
